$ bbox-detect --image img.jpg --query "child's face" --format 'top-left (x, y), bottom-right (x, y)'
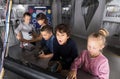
top-left (87, 38), bottom-right (104, 57)
top-left (41, 31), bottom-right (52, 40)
top-left (37, 19), bottom-right (45, 26)
top-left (56, 31), bottom-right (69, 45)
top-left (23, 15), bottom-right (31, 24)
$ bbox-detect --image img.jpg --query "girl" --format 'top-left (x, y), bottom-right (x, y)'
top-left (36, 13), bottom-right (48, 28)
top-left (67, 28), bottom-right (110, 79)
top-left (35, 13), bottom-right (48, 38)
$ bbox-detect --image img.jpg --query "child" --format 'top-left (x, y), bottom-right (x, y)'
top-left (48, 24), bottom-right (78, 73)
top-left (38, 25), bottom-right (54, 58)
top-left (67, 28), bottom-right (110, 79)
top-left (36, 13), bottom-right (48, 29)
top-left (35, 13), bottom-right (48, 37)
top-left (15, 12), bottom-right (42, 48)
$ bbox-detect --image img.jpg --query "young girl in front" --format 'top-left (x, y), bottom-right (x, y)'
top-left (67, 28), bottom-right (110, 79)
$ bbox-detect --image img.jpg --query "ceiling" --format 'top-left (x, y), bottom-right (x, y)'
top-left (0, 0), bottom-right (112, 4)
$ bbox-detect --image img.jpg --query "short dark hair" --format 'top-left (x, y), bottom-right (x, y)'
top-left (23, 12), bottom-right (31, 17)
top-left (55, 24), bottom-right (71, 36)
top-left (36, 13), bottom-right (48, 24)
top-left (40, 25), bottom-right (53, 33)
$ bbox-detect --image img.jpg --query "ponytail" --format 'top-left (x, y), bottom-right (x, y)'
top-left (99, 28), bottom-right (109, 37)
top-left (88, 28), bottom-right (109, 46)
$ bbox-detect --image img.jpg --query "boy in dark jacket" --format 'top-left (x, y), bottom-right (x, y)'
top-left (48, 24), bottom-right (78, 75)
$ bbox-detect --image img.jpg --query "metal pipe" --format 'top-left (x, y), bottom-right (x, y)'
top-left (0, 0), bottom-right (12, 72)
top-left (4, 57), bottom-right (63, 79)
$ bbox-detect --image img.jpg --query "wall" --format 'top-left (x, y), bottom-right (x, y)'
top-left (72, 0), bottom-right (106, 39)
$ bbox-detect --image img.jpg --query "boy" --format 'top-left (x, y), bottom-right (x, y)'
top-left (38, 25), bottom-right (54, 58)
top-left (48, 24), bottom-right (78, 74)
top-left (15, 12), bottom-right (42, 48)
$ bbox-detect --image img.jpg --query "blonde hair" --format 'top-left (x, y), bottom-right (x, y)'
top-left (88, 28), bottom-right (109, 46)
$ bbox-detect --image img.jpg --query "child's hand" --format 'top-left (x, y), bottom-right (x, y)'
top-left (38, 52), bottom-right (45, 58)
top-left (67, 70), bottom-right (77, 79)
top-left (39, 54), bottom-right (44, 58)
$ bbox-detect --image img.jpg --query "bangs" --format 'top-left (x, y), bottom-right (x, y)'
top-left (88, 36), bottom-right (105, 46)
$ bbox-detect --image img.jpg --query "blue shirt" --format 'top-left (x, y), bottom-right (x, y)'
top-left (41, 35), bottom-right (54, 54)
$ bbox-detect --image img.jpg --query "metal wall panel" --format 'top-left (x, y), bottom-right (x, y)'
top-left (102, 0), bottom-right (120, 48)
top-left (72, 0), bottom-right (106, 38)
top-left (12, 0), bottom-right (19, 4)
